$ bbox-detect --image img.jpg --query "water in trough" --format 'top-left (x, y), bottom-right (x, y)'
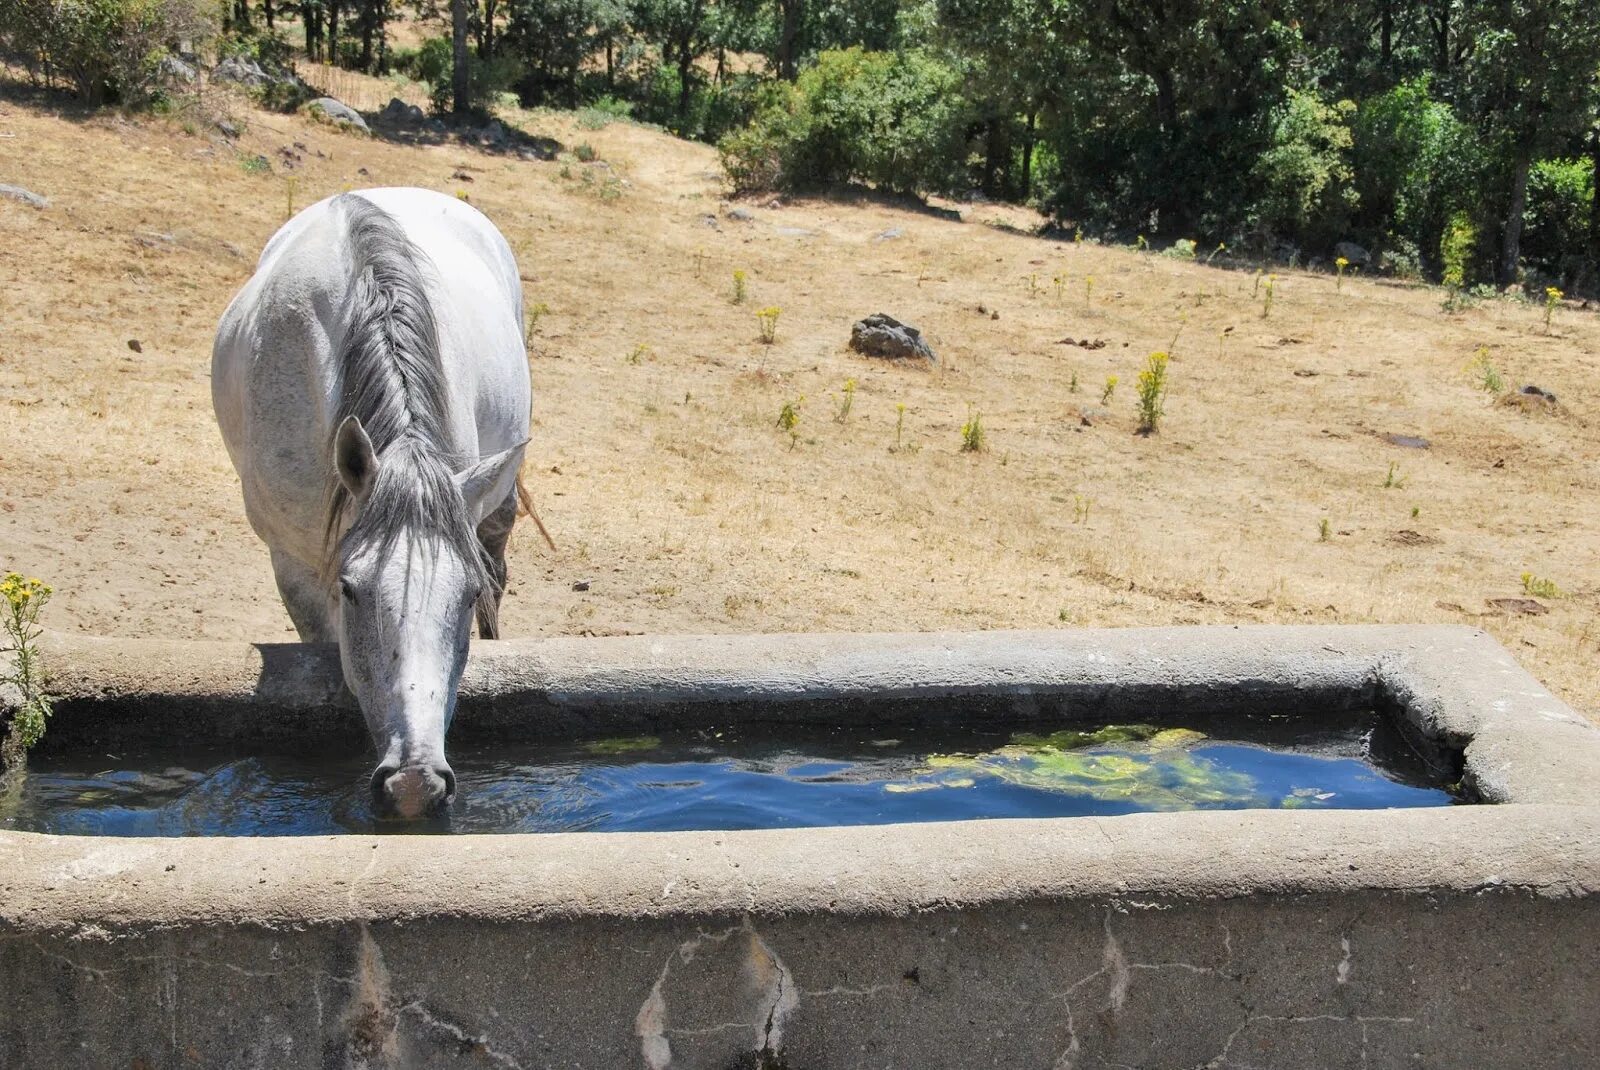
top-left (2, 710), bottom-right (1456, 835)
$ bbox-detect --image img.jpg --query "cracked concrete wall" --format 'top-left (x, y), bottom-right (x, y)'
top-left (5, 804), bottom-right (1599, 1068)
top-left (3, 891), bottom-right (1596, 1068)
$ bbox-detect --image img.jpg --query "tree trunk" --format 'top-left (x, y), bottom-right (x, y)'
top-left (359, 0), bottom-right (375, 71)
top-left (1380, 0), bottom-right (1392, 66)
top-left (233, 0), bottom-right (250, 32)
top-left (263, 0), bottom-right (273, 29)
top-left (452, 0), bottom-right (469, 113)
top-left (328, 0), bottom-right (341, 64)
top-left (1020, 109), bottom-right (1037, 202)
top-left (677, 38), bottom-right (693, 116)
top-left (1500, 155), bottom-right (1531, 287)
top-left (981, 119), bottom-right (1004, 197)
top-left (776, 0), bottom-right (802, 81)
top-left (305, 1), bottom-right (323, 60)
top-left (1588, 126), bottom-right (1600, 295)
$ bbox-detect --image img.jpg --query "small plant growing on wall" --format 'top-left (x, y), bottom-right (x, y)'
top-left (1, 573), bottom-right (53, 765)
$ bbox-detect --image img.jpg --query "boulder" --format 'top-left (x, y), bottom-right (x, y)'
top-left (308, 97), bottom-right (369, 134)
top-left (213, 55), bottom-right (270, 87)
top-left (0, 184), bottom-right (48, 209)
top-left (160, 56), bottom-right (197, 83)
top-left (849, 314), bottom-right (936, 363)
top-left (1334, 241), bottom-right (1371, 266)
top-left (380, 97), bottom-right (425, 125)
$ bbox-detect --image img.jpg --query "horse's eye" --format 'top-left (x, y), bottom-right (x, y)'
top-left (339, 579), bottom-right (357, 603)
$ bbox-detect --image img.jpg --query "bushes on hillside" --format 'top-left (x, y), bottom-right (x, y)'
top-left (1250, 89), bottom-right (1358, 252)
top-left (0, 0), bottom-right (215, 105)
top-left (1523, 158), bottom-right (1594, 287)
top-left (395, 35), bottom-right (522, 115)
top-left (719, 47), bottom-right (967, 197)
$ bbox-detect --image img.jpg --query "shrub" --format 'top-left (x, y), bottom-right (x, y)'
top-left (1353, 77), bottom-right (1484, 274)
top-left (402, 35), bottom-right (522, 115)
top-left (1135, 351), bottom-right (1170, 434)
top-left (577, 95), bottom-right (632, 129)
top-left (1523, 158), bottom-right (1593, 287)
top-left (0, 0), bottom-right (215, 105)
top-left (1440, 211), bottom-right (1481, 294)
top-left (1251, 89), bottom-right (1358, 249)
top-left (718, 47), bottom-right (968, 196)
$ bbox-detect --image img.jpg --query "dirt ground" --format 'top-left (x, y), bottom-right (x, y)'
top-left (2, 72), bottom-right (1598, 721)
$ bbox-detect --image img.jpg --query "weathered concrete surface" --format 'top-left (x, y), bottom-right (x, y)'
top-left (4, 625), bottom-right (1600, 1067)
top-left (3, 807), bottom-right (1598, 1067)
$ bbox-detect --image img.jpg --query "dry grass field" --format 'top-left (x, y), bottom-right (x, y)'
top-left (3, 71), bottom-right (1598, 721)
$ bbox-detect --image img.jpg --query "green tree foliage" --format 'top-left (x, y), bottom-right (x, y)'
top-left (1251, 89), bottom-right (1359, 250)
top-left (15, 0), bottom-right (1600, 293)
top-left (0, 0), bottom-right (215, 104)
top-left (719, 46), bottom-right (967, 195)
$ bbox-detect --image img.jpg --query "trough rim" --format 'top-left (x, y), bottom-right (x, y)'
top-left (4, 623), bottom-right (1600, 933)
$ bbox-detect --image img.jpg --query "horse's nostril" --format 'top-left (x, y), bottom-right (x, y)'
top-left (370, 764), bottom-right (399, 800)
top-left (437, 767), bottom-right (457, 802)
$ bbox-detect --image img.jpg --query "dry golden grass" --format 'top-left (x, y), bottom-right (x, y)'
top-left (2, 75), bottom-right (1599, 722)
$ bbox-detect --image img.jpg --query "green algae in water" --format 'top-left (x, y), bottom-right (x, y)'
top-left (896, 724), bottom-right (1271, 811)
top-left (583, 735), bottom-right (662, 755)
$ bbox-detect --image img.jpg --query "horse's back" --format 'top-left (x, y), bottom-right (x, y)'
top-left (212, 188), bottom-right (529, 566)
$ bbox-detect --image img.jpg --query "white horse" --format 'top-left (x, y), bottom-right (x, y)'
top-left (213, 187), bottom-right (530, 818)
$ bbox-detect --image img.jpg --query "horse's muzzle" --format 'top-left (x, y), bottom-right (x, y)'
top-left (372, 762), bottom-right (456, 819)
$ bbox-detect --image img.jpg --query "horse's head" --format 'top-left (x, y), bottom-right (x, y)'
top-left (331, 416), bottom-right (525, 819)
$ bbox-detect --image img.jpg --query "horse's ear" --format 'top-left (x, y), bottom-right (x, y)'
top-left (455, 440), bottom-right (527, 515)
top-left (334, 416), bottom-right (380, 500)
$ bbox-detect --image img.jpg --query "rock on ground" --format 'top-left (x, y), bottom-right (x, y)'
top-left (0, 184), bottom-right (48, 209)
top-left (849, 313), bottom-right (936, 363)
top-left (379, 97), bottom-right (426, 125)
top-left (308, 97), bottom-right (370, 134)
top-left (1334, 241), bottom-right (1371, 266)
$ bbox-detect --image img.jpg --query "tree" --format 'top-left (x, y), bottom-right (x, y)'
top-left (452, 0), bottom-right (469, 111)
top-left (1457, 0), bottom-right (1600, 284)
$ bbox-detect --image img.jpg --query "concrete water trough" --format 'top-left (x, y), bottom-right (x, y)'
top-left (3, 624), bottom-right (1599, 1068)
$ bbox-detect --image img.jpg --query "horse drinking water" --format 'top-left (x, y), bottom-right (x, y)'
top-left (212, 188), bottom-right (531, 818)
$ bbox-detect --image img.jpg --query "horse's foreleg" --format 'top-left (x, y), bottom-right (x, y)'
top-left (270, 549), bottom-right (335, 642)
top-left (474, 491), bottom-right (517, 639)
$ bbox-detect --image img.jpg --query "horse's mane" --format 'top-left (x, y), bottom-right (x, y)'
top-left (322, 194), bottom-right (498, 628)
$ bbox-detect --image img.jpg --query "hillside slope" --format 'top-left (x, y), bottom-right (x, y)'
top-left (3, 82), bottom-right (1599, 718)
